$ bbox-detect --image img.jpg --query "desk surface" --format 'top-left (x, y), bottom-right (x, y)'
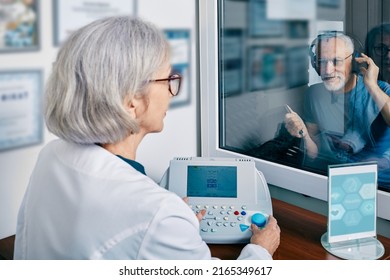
top-left (209, 198), bottom-right (390, 260)
top-left (1, 198), bottom-right (389, 260)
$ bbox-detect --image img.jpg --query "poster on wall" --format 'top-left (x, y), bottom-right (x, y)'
top-left (53, 0), bottom-right (135, 46)
top-left (164, 29), bottom-right (191, 107)
top-left (221, 29), bottom-right (243, 96)
top-left (286, 46), bottom-right (309, 88)
top-left (248, 46), bottom-right (285, 91)
top-left (0, 0), bottom-right (40, 52)
top-left (0, 70), bottom-right (43, 151)
top-left (317, 0), bottom-right (341, 8)
top-left (248, 0), bottom-right (285, 37)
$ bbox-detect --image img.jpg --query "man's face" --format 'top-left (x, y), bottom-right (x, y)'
top-left (372, 33), bottom-right (390, 82)
top-left (317, 37), bottom-right (354, 92)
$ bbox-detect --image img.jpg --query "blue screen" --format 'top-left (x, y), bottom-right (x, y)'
top-left (330, 172), bottom-right (376, 237)
top-left (187, 166), bottom-right (237, 198)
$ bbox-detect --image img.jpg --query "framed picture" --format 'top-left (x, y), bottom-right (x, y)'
top-left (53, 0), bottom-right (135, 46)
top-left (220, 29), bottom-right (243, 96)
top-left (286, 46), bottom-right (309, 88)
top-left (288, 21), bottom-right (309, 39)
top-left (0, 70), bottom-right (43, 151)
top-left (248, 0), bottom-right (285, 37)
top-left (164, 29), bottom-right (191, 108)
top-left (248, 46), bottom-right (286, 91)
top-left (0, 0), bottom-right (40, 52)
top-left (317, 0), bottom-right (341, 8)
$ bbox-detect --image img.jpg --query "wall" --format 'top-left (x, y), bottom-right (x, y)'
top-left (0, 0), bottom-right (198, 239)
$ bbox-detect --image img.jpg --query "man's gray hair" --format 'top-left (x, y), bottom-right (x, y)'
top-left (44, 16), bottom-right (170, 144)
top-left (315, 31), bottom-right (355, 55)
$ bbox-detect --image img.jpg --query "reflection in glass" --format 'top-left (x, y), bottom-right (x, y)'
top-left (218, 0), bottom-right (390, 192)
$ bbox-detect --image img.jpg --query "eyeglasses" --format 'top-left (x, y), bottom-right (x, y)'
top-left (148, 73), bottom-right (182, 96)
top-left (373, 44), bottom-right (390, 57)
top-left (317, 53), bottom-right (353, 68)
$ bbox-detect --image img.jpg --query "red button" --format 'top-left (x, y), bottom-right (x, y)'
top-left (234, 211), bottom-right (239, 215)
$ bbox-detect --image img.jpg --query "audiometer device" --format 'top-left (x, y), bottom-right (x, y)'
top-left (159, 157), bottom-right (273, 244)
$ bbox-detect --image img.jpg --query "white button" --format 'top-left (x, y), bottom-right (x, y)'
top-left (223, 222), bottom-right (229, 227)
top-left (207, 221), bottom-right (214, 226)
top-left (216, 222), bottom-right (222, 227)
top-left (220, 210), bottom-right (226, 215)
top-left (201, 228), bottom-right (208, 232)
top-left (211, 229), bottom-right (217, 232)
top-left (241, 205), bottom-right (247, 210)
top-left (230, 222), bottom-right (236, 227)
top-left (227, 210), bottom-right (233, 215)
top-left (223, 216), bottom-right (229, 221)
top-left (221, 205), bottom-right (227, 209)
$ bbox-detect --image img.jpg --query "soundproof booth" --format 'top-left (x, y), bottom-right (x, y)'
top-left (198, 0), bottom-right (390, 259)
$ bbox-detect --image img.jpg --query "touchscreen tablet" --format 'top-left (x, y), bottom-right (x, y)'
top-left (327, 163), bottom-right (378, 244)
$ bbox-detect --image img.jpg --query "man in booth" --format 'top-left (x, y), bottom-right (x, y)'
top-left (284, 31), bottom-right (390, 189)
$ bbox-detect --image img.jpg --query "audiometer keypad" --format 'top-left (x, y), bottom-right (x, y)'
top-left (190, 204), bottom-right (268, 236)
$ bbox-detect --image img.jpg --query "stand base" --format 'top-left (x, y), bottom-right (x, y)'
top-left (321, 233), bottom-right (385, 260)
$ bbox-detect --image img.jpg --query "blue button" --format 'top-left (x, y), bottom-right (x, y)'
top-left (251, 213), bottom-right (267, 227)
top-left (239, 224), bottom-right (250, 232)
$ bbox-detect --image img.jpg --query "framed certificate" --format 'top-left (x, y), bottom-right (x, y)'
top-left (53, 0), bottom-right (135, 46)
top-left (0, 70), bottom-right (43, 151)
top-left (0, 0), bottom-right (40, 52)
top-left (164, 29), bottom-right (191, 108)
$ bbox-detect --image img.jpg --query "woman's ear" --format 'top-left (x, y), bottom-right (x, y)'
top-left (124, 97), bottom-right (137, 119)
top-left (125, 96), bottom-right (145, 119)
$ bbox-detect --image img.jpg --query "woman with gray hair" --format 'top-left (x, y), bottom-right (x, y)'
top-left (13, 16), bottom-right (280, 260)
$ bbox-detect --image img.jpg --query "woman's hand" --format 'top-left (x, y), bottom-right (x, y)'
top-left (183, 197), bottom-right (206, 222)
top-left (250, 216), bottom-right (281, 256)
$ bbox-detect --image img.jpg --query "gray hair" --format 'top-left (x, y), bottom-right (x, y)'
top-left (314, 31), bottom-right (355, 55)
top-left (44, 16), bottom-right (170, 144)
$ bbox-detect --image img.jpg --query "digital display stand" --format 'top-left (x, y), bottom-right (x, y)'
top-left (321, 162), bottom-right (384, 259)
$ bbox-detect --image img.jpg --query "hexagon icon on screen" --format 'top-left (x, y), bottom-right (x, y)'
top-left (330, 186), bottom-right (345, 204)
top-left (359, 183), bottom-right (375, 199)
top-left (360, 200), bottom-right (375, 216)
top-left (342, 210), bottom-right (362, 227)
top-left (342, 176), bottom-right (361, 193)
top-left (330, 204), bottom-right (345, 220)
top-left (342, 193), bottom-right (363, 210)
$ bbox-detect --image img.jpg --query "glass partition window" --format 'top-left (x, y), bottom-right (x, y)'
top-left (217, 0), bottom-right (390, 192)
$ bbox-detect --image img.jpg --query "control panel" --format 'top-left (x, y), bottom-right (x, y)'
top-left (160, 157), bottom-right (272, 244)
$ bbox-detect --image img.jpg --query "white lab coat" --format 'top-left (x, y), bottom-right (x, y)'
top-left (14, 139), bottom-right (271, 260)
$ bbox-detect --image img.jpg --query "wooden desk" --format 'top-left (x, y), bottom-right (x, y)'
top-left (209, 198), bottom-right (390, 260)
top-left (2, 198), bottom-right (389, 260)
top-left (0, 235), bottom-right (14, 260)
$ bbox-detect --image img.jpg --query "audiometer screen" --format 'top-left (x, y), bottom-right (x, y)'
top-left (187, 165), bottom-right (237, 198)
